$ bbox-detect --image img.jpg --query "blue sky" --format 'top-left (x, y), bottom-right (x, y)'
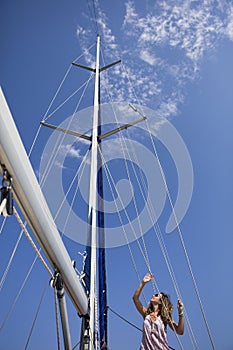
top-left (1, 1), bottom-right (233, 350)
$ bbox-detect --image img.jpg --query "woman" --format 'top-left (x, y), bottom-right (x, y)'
top-left (133, 274), bottom-right (184, 350)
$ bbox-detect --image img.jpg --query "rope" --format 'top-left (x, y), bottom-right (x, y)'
top-left (118, 121), bottom-right (197, 348)
top-left (13, 207), bottom-right (53, 277)
top-left (152, 223), bottom-right (198, 350)
top-left (99, 56), bottom-right (197, 348)
top-left (0, 43), bottom-right (96, 344)
top-left (0, 36), bottom-right (210, 349)
top-left (116, 129), bottom-right (153, 278)
top-left (0, 212), bottom-right (47, 334)
top-left (118, 58), bottom-right (202, 344)
top-left (144, 117), bottom-right (216, 350)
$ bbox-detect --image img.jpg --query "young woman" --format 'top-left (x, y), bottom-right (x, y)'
top-left (133, 274), bottom-right (184, 350)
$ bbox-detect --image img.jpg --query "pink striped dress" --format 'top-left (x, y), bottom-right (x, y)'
top-left (140, 315), bottom-right (169, 350)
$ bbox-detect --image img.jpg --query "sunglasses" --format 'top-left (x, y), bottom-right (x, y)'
top-left (154, 293), bottom-right (166, 298)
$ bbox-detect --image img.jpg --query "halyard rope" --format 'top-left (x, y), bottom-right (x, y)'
top-left (13, 206), bottom-right (53, 278)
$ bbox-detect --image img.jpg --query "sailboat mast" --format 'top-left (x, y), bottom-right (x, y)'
top-left (78, 35), bottom-right (123, 349)
top-left (88, 34), bottom-right (101, 349)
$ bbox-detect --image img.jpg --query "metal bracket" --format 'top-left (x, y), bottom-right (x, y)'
top-left (50, 272), bottom-right (72, 350)
top-left (0, 166), bottom-right (13, 216)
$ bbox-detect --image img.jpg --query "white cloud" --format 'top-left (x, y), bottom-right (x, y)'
top-left (140, 50), bottom-right (158, 66)
top-left (60, 144), bottom-right (82, 159)
top-left (123, 0), bottom-right (138, 28)
top-left (224, 5), bottom-right (233, 41)
top-left (76, 0), bottom-right (232, 120)
top-left (54, 160), bottom-right (67, 169)
top-left (123, 1), bottom-right (225, 63)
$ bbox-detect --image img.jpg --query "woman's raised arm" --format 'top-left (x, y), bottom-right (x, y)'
top-left (132, 274), bottom-right (154, 318)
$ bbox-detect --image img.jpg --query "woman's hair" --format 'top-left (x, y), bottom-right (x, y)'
top-left (146, 293), bottom-right (173, 326)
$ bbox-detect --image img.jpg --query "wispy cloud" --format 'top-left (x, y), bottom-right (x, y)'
top-left (224, 4), bottom-right (233, 40)
top-left (59, 144), bottom-right (82, 159)
top-left (140, 49), bottom-right (159, 66)
top-left (76, 0), bottom-right (232, 120)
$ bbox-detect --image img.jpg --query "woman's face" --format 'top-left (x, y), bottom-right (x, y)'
top-left (150, 293), bottom-right (163, 304)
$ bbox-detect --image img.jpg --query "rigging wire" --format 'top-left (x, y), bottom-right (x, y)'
top-left (107, 305), bottom-right (142, 333)
top-left (44, 74), bottom-right (93, 232)
top-left (119, 60), bottom-right (215, 349)
top-left (37, 39), bottom-right (195, 349)
top-left (98, 54), bottom-right (161, 284)
top-left (72, 340), bottom-right (80, 350)
top-left (99, 53), bottom-right (154, 273)
top-left (0, 216), bottom-right (7, 235)
top-left (24, 281), bottom-right (48, 350)
top-left (92, 0), bottom-right (99, 34)
top-left (43, 44), bottom-right (96, 122)
top-left (120, 118), bottom-right (197, 349)
top-left (0, 254), bottom-right (38, 333)
top-left (28, 43), bottom-right (96, 167)
top-left (0, 230), bottom-right (23, 293)
top-left (124, 112), bottom-right (195, 350)
top-left (39, 73), bottom-right (94, 188)
top-left (97, 144), bottom-right (157, 306)
top-left (97, 145), bottom-right (151, 271)
top-left (27, 62), bottom-right (77, 159)
top-left (98, 53), bottom-right (155, 306)
top-left (99, 55), bottom-right (167, 301)
top-left (86, 0), bottom-right (99, 35)
top-left (54, 149), bottom-right (90, 231)
top-left (98, 54), bottom-right (196, 348)
top-left (39, 41), bottom-right (100, 350)
top-left (43, 65), bottom-right (73, 121)
top-left (43, 79), bottom-right (94, 123)
top-left (99, 51), bottom-right (171, 291)
top-left (0, 208), bottom-right (53, 333)
top-left (0, 34), bottom-right (214, 349)
top-left (150, 146), bottom-right (216, 350)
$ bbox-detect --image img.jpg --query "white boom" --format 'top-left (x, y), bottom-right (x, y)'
top-left (0, 87), bottom-right (88, 316)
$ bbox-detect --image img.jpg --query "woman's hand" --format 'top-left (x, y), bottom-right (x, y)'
top-left (142, 273), bottom-right (154, 284)
top-left (170, 299), bottom-right (184, 334)
top-left (177, 299), bottom-right (184, 315)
